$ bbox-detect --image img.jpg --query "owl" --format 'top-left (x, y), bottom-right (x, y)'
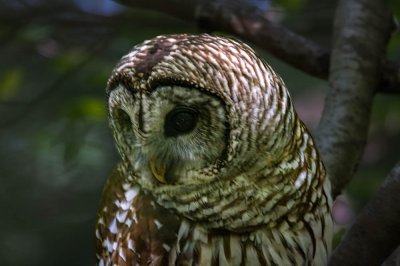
top-left (96, 34), bottom-right (333, 265)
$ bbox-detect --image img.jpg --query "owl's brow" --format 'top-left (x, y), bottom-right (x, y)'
top-left (135, 42), bottom-right (173, 79)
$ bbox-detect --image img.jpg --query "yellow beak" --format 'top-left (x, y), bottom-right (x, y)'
top-left (149, 159), bottom-right (167, 184)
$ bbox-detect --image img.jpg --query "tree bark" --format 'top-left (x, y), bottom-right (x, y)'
top-left (315, 0), bottom-right (392, 196)
top-left (329, 161), bottom-right (400, 265)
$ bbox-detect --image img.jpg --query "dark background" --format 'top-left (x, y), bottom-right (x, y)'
top-left (0, 0), bottom-right (399, 265)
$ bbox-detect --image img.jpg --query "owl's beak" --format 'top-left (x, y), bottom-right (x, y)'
top-left (149, 159), bottom-right (167, 184)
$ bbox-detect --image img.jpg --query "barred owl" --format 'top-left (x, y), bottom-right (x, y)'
top-left (96, 34), bottom-right (333, 265)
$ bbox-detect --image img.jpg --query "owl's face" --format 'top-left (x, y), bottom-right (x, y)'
top-left (106, 34), bottom-right (313, 229)
top-left (109, 84), bottom-right (228, 186)
top-left (107, 34), bottom-right (294, 186)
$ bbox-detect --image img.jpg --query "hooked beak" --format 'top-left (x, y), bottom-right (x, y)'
top-left (149, 158), bottom-right (167, 184)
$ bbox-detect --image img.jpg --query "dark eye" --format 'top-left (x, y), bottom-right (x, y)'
top-left (164, 106), bottom-right (198, 137)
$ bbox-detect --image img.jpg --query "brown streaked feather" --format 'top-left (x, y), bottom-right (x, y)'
top-left (96, 164), bottom-right (181, 265)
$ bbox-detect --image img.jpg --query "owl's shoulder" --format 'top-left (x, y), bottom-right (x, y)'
top-left (97, 164), bottom-right (125, 212)
top-left (96, 164), bottom-right (182, 264)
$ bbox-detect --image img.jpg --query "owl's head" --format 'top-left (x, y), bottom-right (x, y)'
top-left (107, 34), bottom-right (296, 188)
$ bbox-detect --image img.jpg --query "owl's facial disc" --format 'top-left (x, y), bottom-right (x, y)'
top-left (149, 106), bottom-right (199, 183)
top-left (108, 85), bottom-right (228, 185)
top-left (144, 86), bottom-right (229, 185)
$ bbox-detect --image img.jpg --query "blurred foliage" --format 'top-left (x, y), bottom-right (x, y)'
top-left (388, 32), bottom-right (400, 60)
top-left (272, 0), bottom-right (303, 11)
top-left (0, 68), bottom-right (22, 99)
top-left (65, 97), bottom-right (106, 121)
top-left (0, 0), bottom-right (399, 265)
top-left (388, 0), bottom-right (400, 18)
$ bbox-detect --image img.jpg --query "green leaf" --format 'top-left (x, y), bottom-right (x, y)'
top-left (52, 50), bottom-right (88, 72)
top-left (17, 24), bottom-right (53, 43)
top-left (387, 0), bottom-right (400, 18)
top-left (66, 97), bottom-right (106, 121)
top-left (273, 0), bottom-right (304, 11)
top-left (0, 68), bottom-right (22, 99)
top-left (387, 32), bottom-right (400, 60)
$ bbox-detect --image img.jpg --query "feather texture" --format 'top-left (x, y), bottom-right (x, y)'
top-left (96, 34), bottom-right (333, 265)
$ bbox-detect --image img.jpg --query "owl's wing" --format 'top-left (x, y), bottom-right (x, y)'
top-left (95, 164), bottom-right (181, 265)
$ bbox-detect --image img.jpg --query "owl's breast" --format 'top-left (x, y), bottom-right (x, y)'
top-left (96, 178), bottom-right (330, 266)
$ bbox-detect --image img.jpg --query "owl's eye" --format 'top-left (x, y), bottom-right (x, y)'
top-left (164, 107), bottom-right (198, 137)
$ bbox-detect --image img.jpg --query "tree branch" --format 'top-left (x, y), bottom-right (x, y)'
top-left (329, 161), bottom-right (400, 265)
top-left (315, 0), bottom-right (392, 196)
top-left (116, 0), bottom-right (400, 93)
top-left (382, 246), bottom-right (400, 266)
